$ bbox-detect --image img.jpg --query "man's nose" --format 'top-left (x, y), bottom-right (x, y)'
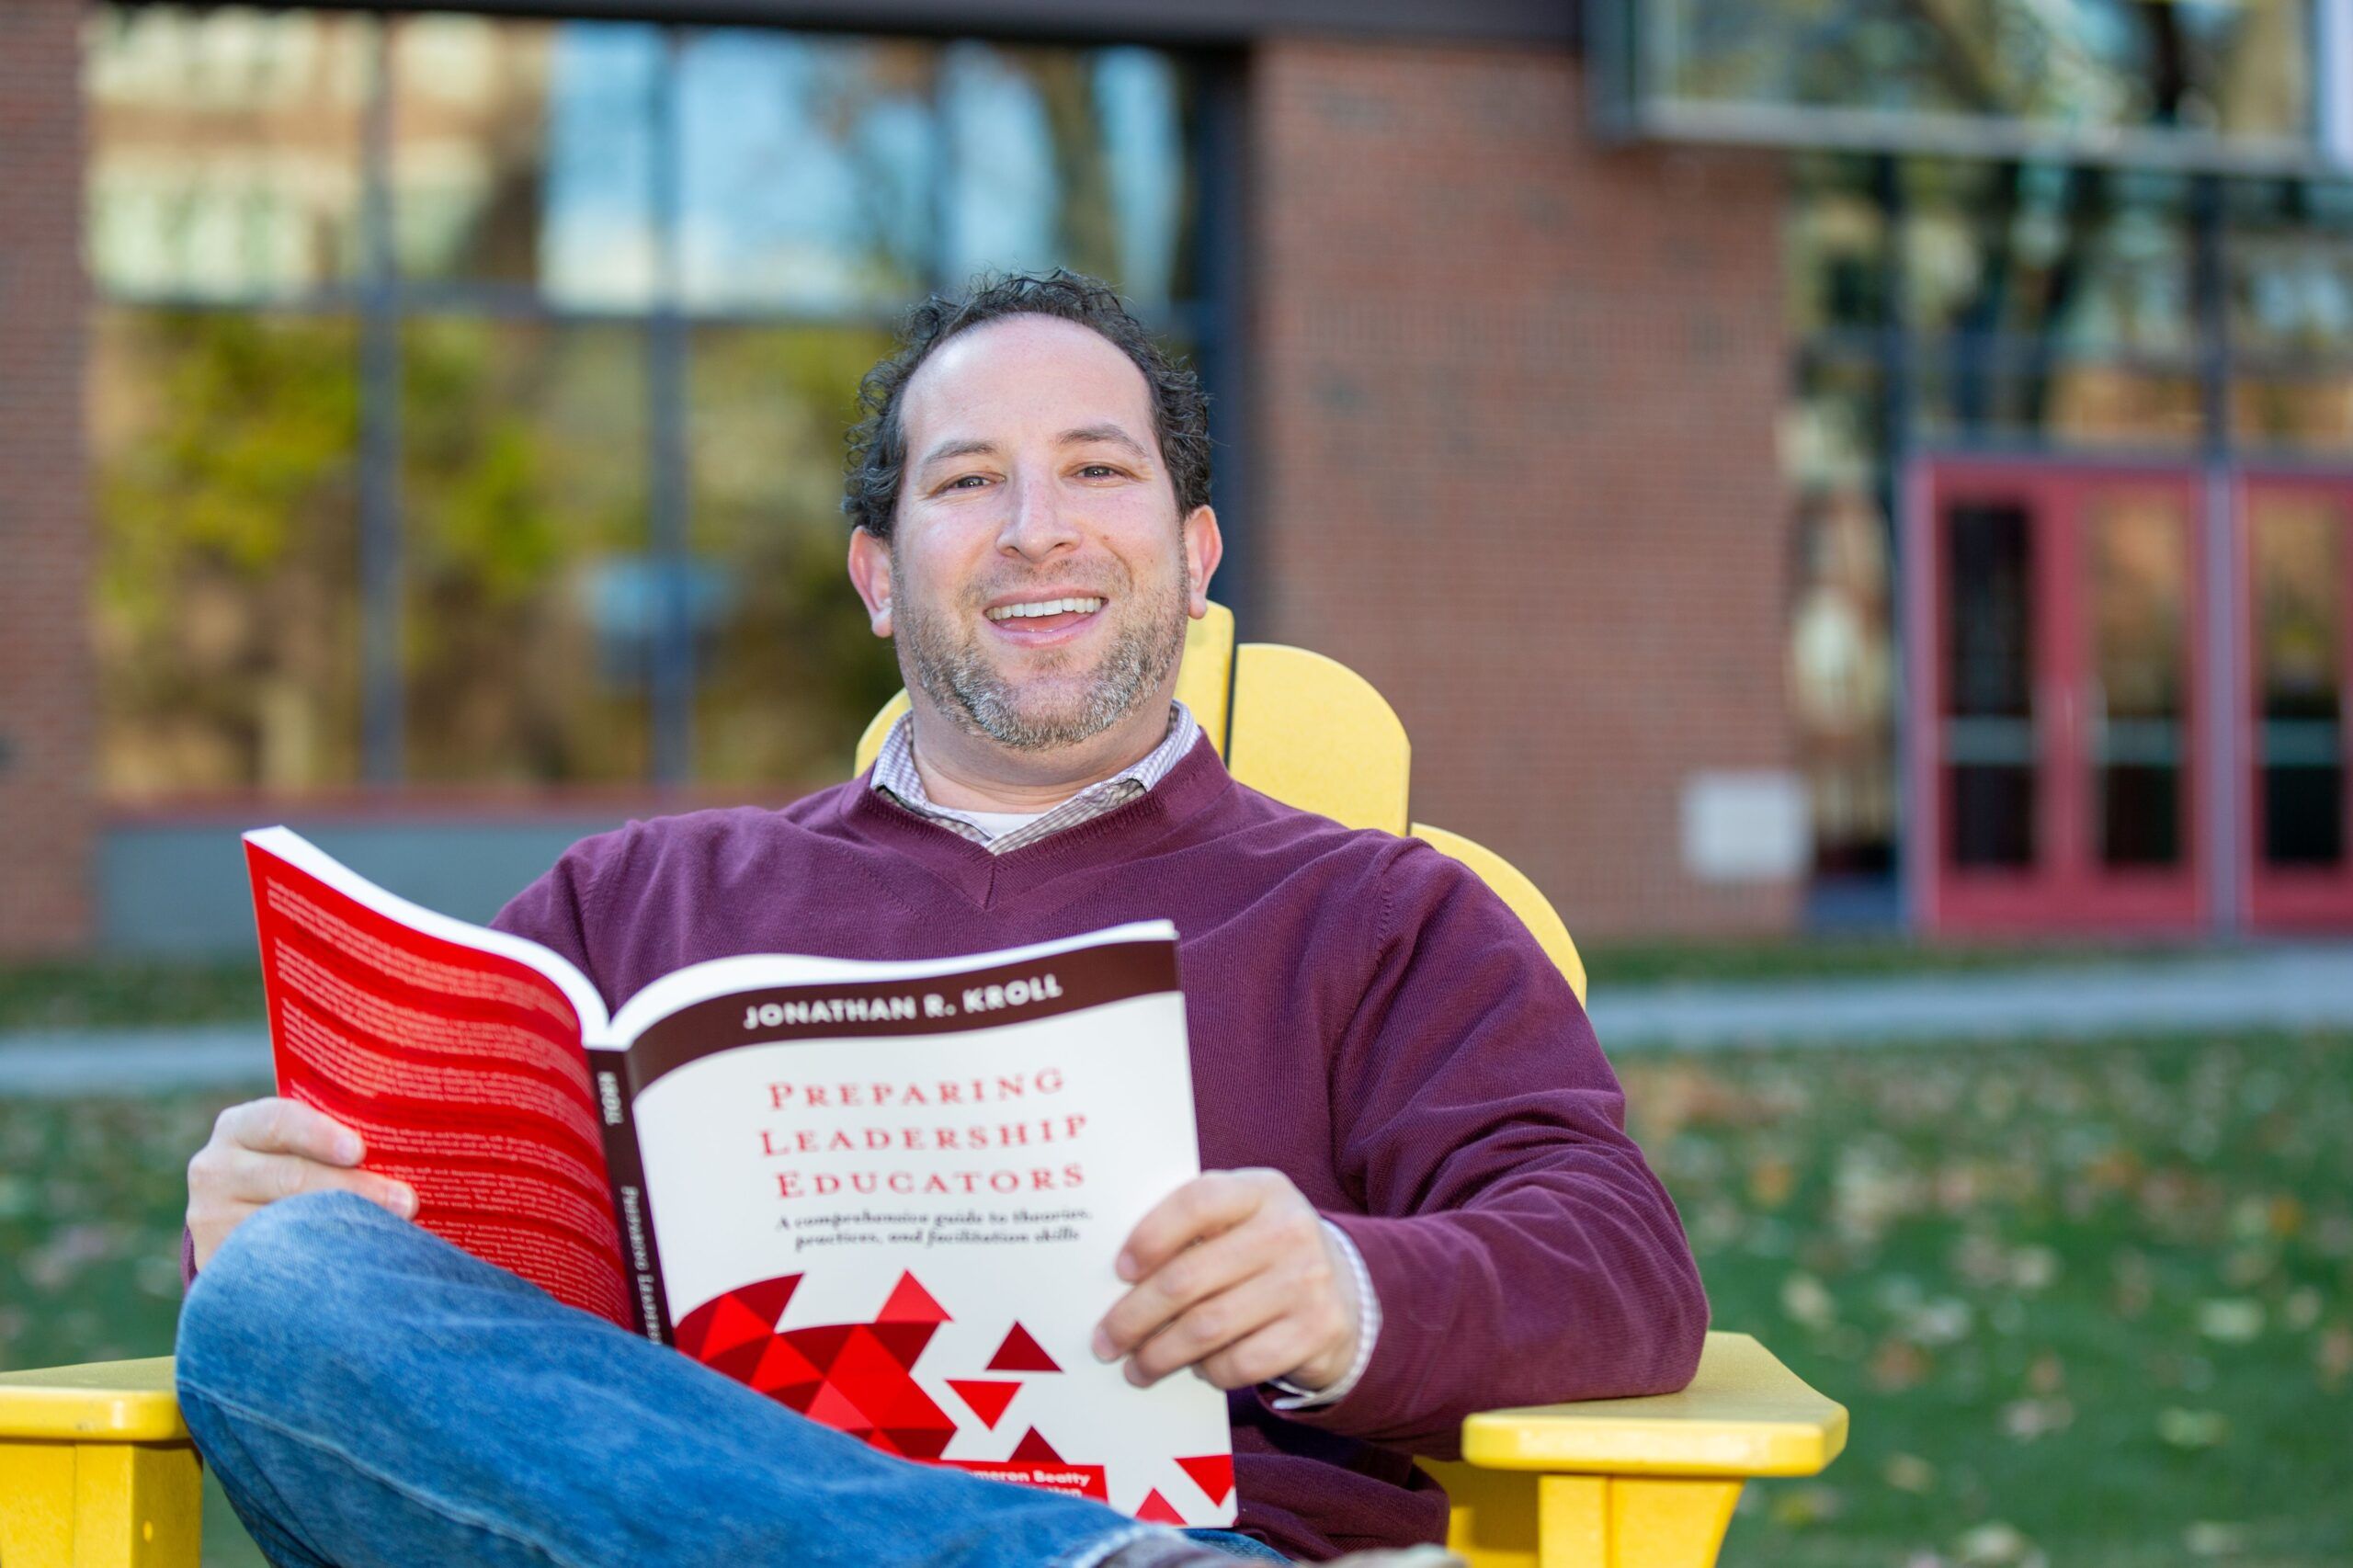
top-left (996, 469), bottom-right (1081, 561)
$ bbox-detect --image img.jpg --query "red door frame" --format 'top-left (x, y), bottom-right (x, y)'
top-left (1908, 457), bottom-right (2210, 935)
top-left (2235, 470), bottom-right (2353, 930)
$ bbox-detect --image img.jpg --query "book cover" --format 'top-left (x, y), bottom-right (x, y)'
top-left (243, 825), bottom-right (1235, 1526)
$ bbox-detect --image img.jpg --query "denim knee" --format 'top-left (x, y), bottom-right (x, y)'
top-left (177, 1190), bottom-right (404, 1405)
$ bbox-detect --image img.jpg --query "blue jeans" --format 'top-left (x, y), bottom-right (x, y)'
top-left (177, 1192), bottom-right (1290, 1568)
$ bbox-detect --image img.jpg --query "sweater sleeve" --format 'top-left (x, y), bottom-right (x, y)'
top-left (1279, 841), bottom-right (1709, 1455)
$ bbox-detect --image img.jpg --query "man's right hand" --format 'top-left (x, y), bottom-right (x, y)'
top-left (186, 1097), bottom-right (417, 1271)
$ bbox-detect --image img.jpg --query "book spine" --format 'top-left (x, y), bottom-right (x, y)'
top-left (595, 1058), bottom-right (672, 1345)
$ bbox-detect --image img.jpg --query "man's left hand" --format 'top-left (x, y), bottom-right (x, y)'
top-left (1092, 1167), bottom-right (1359, 1394)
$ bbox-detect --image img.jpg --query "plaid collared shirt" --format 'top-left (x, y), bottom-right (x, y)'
top-left (868, 701), bottom-right (1201, 856)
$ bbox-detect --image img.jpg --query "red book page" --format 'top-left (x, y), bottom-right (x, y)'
top-left (246, 839), bottom-right (631, 1328)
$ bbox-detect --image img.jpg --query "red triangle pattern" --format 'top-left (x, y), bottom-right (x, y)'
top-left (1176, 1454), bottom-right (1234, 1506)
top-left (986, 1322), bottom-right (1062, 1373)
top-left (679, 1273), bottom-right (960, 1460)
top-left (878, 1271), bottom-right (951, 1324)
top-left (1009, 1426), bottom-right (1064, 1463)
top-left (947, 1379), bottom-right (1022, 1429)
top-left (1134, 1489), bottom-right (1185, 1525)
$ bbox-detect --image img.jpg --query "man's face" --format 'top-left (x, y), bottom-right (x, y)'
top-left (853, 315), bottom-right (1217, 754)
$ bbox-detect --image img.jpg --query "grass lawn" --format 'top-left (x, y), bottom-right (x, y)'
top-left (2, 1030), bottom-right (2347, 1567)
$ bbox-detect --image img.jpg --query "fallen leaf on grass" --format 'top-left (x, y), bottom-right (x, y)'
top-left (2185, 1521), bottom-right (2246, 1557)
top-left (1953, 1520), bottom-right (2045, 1568)
top-left (1882, 1452), bottom-right (1937, 1494)
top-left (1780, 1270), bottom-right (1836, 1329)
top-left (2196, 1298), bottom-right (2265, 1343)
top-left (2000, 1397), bottom-right (2074, 1440)
top-left (1870, 1336), bottom-right (1932, 1392)
top-left (2318, 1324), bottom-right (2353, 1392)
top-left (2156, 1407), bottom-right (2230, 1449)
top-left (1767, 1484), bottom-right (1842, 1528)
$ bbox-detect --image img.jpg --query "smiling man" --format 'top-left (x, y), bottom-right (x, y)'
top-left (176, 272), bottom-right (1707, 1568)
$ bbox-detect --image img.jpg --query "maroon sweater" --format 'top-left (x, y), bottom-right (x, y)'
top-left (185, 739), bottom-right (1706, 1555)
top-left (490, 739), bottom-right (1707, 1559)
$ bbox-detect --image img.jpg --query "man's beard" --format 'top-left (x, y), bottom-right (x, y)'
top-left (893, 557), bottom-right (1188, 754)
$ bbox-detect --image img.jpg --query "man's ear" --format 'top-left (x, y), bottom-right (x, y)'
top-left (1180, 506), bottom-right (1223, 619)
top-left (847, 527), bottom-right (894, 638)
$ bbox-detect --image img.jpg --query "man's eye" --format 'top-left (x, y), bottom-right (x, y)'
top-left (1078, 464), bottom-right (1125, 479)
top-left (944, 474), bottom-right (991, 491)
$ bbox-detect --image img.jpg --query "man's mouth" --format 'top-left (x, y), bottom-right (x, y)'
top-left (982, 596), bottom-right (1106, 637)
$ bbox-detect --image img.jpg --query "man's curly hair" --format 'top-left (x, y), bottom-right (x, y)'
top-left (842, 269), bottom-right (1211, 542)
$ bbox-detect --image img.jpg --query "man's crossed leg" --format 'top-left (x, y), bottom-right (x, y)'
top-left (177, 1193), bottom-right (1453, 1568)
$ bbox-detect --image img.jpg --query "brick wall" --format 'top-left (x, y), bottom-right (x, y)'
top-left (0, 0), bottom-right (94, 955)
top-left (1248, 40), bottom-right (1798, 937)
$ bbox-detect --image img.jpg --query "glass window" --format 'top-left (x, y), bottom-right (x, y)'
top-left (1637, 1), bottom-right (2313, 151)
top-left (2225, 179), bottom-right (2353, 455)
top-left (390, 17), bottom-right (662, 308)
top-left (399, 319), bottom-right (652, 784)
top-left (1904, 162), bottom-right (2194, 353)
top-left (2087, 494), bottom-right (2192, 867)
top-left (2250, 493), bottom-right (2347, 868)
top-left (85, 6), bottom-right (369, 301)
top-left (1785, 154), bottom-right (1887, 335)
top-left (92, 308), bottom-right (363, 795)
top-left (89, 5), bottom-right (1212, 800)
top-left (939, 43), bottom-right (1194, 308)
top-left (686, 326), bottom-right (904, 787)
top-left (1944, 501), bottom-right (2037, 869)
top-left (676, 33), bottom-right (938, 313)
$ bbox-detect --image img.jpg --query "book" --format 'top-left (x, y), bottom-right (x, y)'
top-left (242, 825), bottom-right (1236, 1527)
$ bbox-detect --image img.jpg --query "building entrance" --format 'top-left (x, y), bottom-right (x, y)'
top-left (1910, 460), bottom-right (2209, 933)
top-left (1912, 459), bottom-right (2353, 935)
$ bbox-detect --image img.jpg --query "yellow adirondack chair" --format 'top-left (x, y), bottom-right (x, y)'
top-left (0, 604), bottom-right (1844, 1568)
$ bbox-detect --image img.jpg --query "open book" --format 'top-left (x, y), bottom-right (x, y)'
top-left (243, 826), bottom-right (1235, 1527)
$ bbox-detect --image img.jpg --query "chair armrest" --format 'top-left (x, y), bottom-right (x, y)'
top-left (0, 1356), bottom-right (187, 1443)
top-left (0, 1358), bottom-right (199, 1568)
top-left (1460, 1331), bottom-right (1846, 1479)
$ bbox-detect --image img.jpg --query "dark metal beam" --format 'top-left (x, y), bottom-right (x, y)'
top-left (210, 0), bottom-right (1576, 49)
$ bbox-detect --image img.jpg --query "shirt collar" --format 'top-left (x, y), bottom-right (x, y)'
top-left (870, 700), bottom-right (1201, 849)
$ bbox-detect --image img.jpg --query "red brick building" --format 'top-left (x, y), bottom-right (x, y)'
top-left (7, 2), bottom-right (2351, 953)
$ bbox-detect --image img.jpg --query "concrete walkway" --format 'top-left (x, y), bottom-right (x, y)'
top-left (2, 945), bottom-right (2349, 1096)
top-left (1586, 942), bottom-right (2353, 1051)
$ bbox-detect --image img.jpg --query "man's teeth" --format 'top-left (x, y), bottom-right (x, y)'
top-left (984, 597), bottom-right (1105, 621)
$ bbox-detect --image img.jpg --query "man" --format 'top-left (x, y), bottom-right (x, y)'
top-left (179, 271), bottom-right (1708, 1567)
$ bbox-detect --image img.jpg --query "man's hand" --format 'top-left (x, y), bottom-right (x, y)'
top-left (186, 1096), bottom-right (417, 1270)
top-left (1091, 1167), bottom-right (1360, 1394)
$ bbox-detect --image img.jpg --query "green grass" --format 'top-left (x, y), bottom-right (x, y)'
top-left (0, 959), bottom-right (265, 1033)
top-left (3, 1032), bottom-right (2347, 1566)
top-left (1580, 937), bottom-right (2199, 989)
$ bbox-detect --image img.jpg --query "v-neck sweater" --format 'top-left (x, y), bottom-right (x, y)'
top-left (487, 739), bottom-right (1708, 1561)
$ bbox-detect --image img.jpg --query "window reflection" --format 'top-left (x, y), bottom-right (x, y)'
top-left (93, 309), bottom-right (364, 794)
top-left (940, 43), bottom-right (1191, 308)
top-left (2251, 494), bottom-right (2346, 867)
top-left (677, 34), bottom-right (936, 312)
top-left (88, 5), bottom-right (1208, 797)
top-left (2088, 495), bottom-right (2190, 868)
top-left (392, 17), bottom-right (662, 308)
top-left (86, 7), bottom-right (369, 300)
top-left (1944, 501), bottom-right (2038, 869)
top-left (399, 320), bottom-right (652, 785)
top-left (1646, 0), bottom-right (2312, 147)
top-left (687, 326), bottom-right (903, 787)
